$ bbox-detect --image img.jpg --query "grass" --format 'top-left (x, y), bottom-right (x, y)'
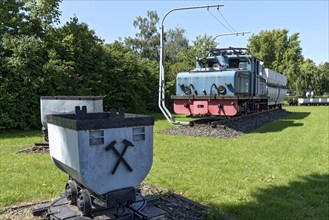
top-left (148, 106), bottom-right (329, 219)
top-left (0, 106), bottom-right (328, 219)
top-left (0, 130), bottom-right (67, 206)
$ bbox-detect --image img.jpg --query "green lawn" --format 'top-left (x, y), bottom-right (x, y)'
top-left (0, 130), bottom-right (67, 206)
top-left (0, 106), bottom-right (328, 219)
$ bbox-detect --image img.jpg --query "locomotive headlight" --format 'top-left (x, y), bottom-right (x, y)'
top-left (217, 85), bottom-right (227, 95)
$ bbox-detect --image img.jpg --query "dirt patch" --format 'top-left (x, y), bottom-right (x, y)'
top-left (0, 202), bottom-right (46, 220)
top-left (16, 144), bottom-right (49, 154)
top-left (140, 183), bottom-right (206, 219)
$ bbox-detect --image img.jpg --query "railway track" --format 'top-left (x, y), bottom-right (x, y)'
top-left (0, 186), bottom-right (206, 220)
top-left (190, 108), bottom-right (283, 128)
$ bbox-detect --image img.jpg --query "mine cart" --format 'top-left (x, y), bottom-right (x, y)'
top-left (35, 106), bottom-right (164, 219)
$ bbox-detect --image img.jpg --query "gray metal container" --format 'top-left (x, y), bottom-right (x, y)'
top-left (40, 96), bottom-right (103, 130)
top-left (47, 107), bottom-right (154, 195)
top-left (263, 69), bottom-right (287, 105)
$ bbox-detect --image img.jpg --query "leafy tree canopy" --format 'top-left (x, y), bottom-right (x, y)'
top-left (1, 2), bottom-right (328, 130)
top-left (124, 11), bottom-right (160, 61)
top-left (0, 0), bottom-right (61, 39)
top-left (248, 29), bottom-right (303, 90)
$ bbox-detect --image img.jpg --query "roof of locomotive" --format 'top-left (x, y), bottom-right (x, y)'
top-left (190, 47), bottom-right (256, 72)
top-left (206, 47), bottom-right (253, 57)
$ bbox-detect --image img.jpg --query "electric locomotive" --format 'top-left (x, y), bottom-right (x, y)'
top-left (171, 47), bottom-right (287, 117)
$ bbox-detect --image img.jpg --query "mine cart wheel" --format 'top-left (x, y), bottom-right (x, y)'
top-left (77, 189), bottom-right (92, 216)
top-left (65, 180), bottom-right (78, 205)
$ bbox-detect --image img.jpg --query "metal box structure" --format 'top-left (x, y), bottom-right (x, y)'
top-left (47, 106), bottom-right (154, 195)
top-left (40, 96), bottom-right (103, 130)
top-left (298, 98), bottom-right (329, 105)
top-left (263, 69), bottom-right (287, 106)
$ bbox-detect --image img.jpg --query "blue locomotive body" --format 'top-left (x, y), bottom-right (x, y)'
top-left (175, 71), bottom-right (237, 96)
top-left (172, 48), bottom-right (286, 116)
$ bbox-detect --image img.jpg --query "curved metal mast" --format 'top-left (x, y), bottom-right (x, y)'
top-left (158, 4), bottom-right (223, 125)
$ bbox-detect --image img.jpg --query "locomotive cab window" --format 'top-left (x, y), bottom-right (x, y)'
top-left (228, 58), bottom-right (249, 69)
top-left (209, 60), bottom-right (219, 68)
top-left (229, 59), bottom-right (239, 68)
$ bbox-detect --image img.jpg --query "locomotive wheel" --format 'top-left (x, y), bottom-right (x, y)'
top-left (65, 180), bottom-right (78, 205)
top-left (77, 189), bottom-right (92, 216)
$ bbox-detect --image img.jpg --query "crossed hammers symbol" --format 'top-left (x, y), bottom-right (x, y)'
top-left (105, 139), bottom-right (134, 175)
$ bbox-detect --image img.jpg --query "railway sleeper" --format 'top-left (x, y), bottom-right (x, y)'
top-left (208, 108), bottom-right (280, 128)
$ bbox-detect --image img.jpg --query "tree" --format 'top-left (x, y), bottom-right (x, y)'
top-left (125, 11), bottom-right (191, 63)
top-left (317, 62), bottom-right (329, 94)
top-left (1, 2), bottom-right (166, 130)
top-left (248, 29), bottom-right (303, 90)
top-left (0, 0), bottom-right (25, 39)
top-left (164, 27), bottom-right (189, 63)
top-left (45, 16), bottom-right (105, 95)
top-left (0, 35), bottom-right (48, 129)
top-left (296, 59), bottom-right (329, 96)
top-left (297, 59), bottom-right (318, 96)
top-left (170, 34), bottom-right (218, 74)
top-left (163, 27), bottom-right (189, 100)
top-left (0, 0), bottom-right (62, 129)
top-left (124, 11), bottom-right (160, 61)
top-left (193, 34), bottom-right (218, 59)
top-left (0, 0), bottom-right (61, 39)
top-left (24, 0), bottom-right (61, 27)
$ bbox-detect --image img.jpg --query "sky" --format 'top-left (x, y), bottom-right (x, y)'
top-left (58, 0), bottom-right (328, 64)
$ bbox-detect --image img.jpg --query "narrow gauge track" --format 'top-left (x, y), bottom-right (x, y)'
top-left (189, 108), bottom-right (283, 128)
top-left (0, 190), bottom-right (206, 220)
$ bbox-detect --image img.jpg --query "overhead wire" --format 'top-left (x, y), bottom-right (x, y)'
top-left (217, 8), bottom-right (238, 33)
top-left (207, 8), bottom-right (233, 33)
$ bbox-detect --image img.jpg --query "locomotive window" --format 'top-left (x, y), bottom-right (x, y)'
top-left (208, 61), bottom-right (219, 68)
top-left (228, 59), bottom-right (239, 68)
top-left (228, 58), bottom-right (248, 68)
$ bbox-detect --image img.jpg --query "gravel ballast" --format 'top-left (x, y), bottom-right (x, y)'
top-left (159, 109), bottom-right (290, 138)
